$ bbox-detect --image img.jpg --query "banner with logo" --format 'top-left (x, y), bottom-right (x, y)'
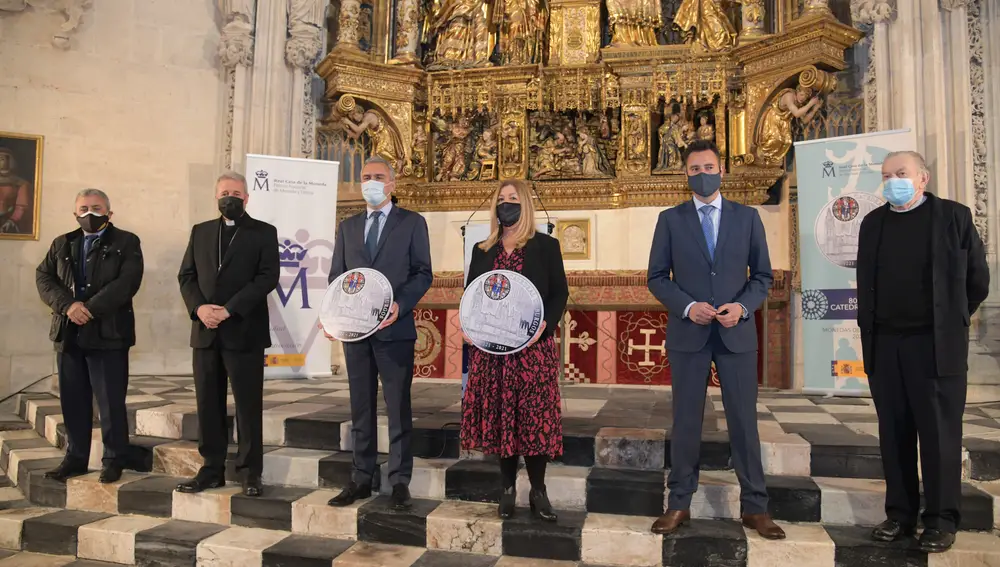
top-left (245, 154), bottom-right (339, 379)
top-left (793, 129), bottom-right (915, 395)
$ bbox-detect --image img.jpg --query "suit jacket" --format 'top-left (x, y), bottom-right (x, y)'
top-left (647, 198), bottom-right (773, 353)
top-left (178, 215), bottom-right (280, 351)
top-left (466, 232), bottom-right (568, 339)
top-left (856, 192), bottom-right (989, 376)
top-left (36, 224), bottom-right (144, 351)
top-left (329, 205), bottom-right (433, 342)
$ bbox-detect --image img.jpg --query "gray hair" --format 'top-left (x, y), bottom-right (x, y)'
top-left (363, 156), bottom-right (396, 180)
top-left (216, 171), bottom-right (248, 190)
top-left (885, 151), bottom-right (930, 174)
top-left (75, 188), bottom-right (111, 210)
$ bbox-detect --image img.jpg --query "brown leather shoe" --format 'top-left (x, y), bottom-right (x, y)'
top-left (742, 513), bottom-right (786, 540)
top-left (651, 509), bottom-right (690, 535)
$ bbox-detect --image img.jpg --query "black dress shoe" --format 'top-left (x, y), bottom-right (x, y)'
top-left (498, 486), bottom-right (516, 519)
top-left (43, 459), bottom-right (88, 483)
top-left (390, 484), bottom-right (412, 510)
top-left (176, 470), bottom-right (226, 493)
top-left (328, 482), bottom-right (372, 507)
top-left (871, 519), bottom-right (916, 542)
top-left (243, 473), bottom-right (263, 497)
top-left (529, 487), bottom-right (557, 522)
top-left (919, 529), bottom-right (955, 553)
top-left (99, 464), bottom-right (123, 484)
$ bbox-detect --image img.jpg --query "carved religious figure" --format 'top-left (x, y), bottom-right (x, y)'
top-left (625, 113), bottom-right (647, 161)
top-left (433, 115), bottom-right (473, 181)
top-left (472, 128), bottom-right (498, 179)
top-left (578, 131), bottom-right (612, 177)
top-left (423, 0), bottom-right (491, 69)
top-left (494, 0), bottom-right (548, 65)
top-left (673, 0), bottom-right (737, 52)
top-left (532, 132), bottom-right (573, 179)
top-left (341, 106), bottom-right (405, 172)
top-left (654, 111), bottom-right (687, 172)
top-left (411, 114), bottom-right (429, 179)
top-left (0, 148), bottom-right (31, 235)
top-left (502, 119), bottom-right (523, 163)
top-left (606, 0), bottom-right (662, 47)
top-left (696, 114), bottom-right (715, 142)
top-left (756, 86), bottom-right (823, 165)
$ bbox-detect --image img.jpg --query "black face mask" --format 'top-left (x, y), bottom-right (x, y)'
top-left (218, 196), bottom-right (245, 219)
top-left (76, 213), bottom-right (109, 233)
top-left (496, 202), bottom-right (522, 227)
top-left (688, 172), bottom-right (722, 198)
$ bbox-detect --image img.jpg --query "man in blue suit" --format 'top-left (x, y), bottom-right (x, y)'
top-left (647, 140), bottom-right (783, 539)
top-left (324, 156), bottom-right (433, 510)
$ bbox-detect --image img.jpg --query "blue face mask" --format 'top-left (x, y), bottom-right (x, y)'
top-left (361, 180), bottom-right (388, 207)
top-left (883, 178), bottom-right (916, 207)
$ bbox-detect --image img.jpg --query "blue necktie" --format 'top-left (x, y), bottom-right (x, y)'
top-left (701, 206), bottom-right (716, 261)
top-left (78, 235), bottom-right (97, 292)
top-left (366, 211), bottom-right (381, 259)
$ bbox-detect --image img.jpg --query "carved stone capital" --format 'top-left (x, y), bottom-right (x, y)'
top-left (216, 0), bottom-right (256, 70)
top-left (940, 0), bottom-right (971, 11)
top-left (286, 0), bottom-right (325, 69)
top-left (0, 0), bottom-right (93, 49)
top-left (851, 0), bottom-right (896, 27)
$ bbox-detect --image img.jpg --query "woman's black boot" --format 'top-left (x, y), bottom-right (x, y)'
top-left (529, 487), bottom-right (557, 522)
top-left (498, 485), bottom-right (516, 519)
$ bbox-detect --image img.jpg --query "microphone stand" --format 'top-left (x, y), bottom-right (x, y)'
top-left (531, 182), bottom-right (555, 235)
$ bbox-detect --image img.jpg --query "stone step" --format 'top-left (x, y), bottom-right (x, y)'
top-left (2, 503), bottom-right (1000, 566)
top-left (18, 390), bottom-right (1000, 483)
top-left (5, 428), bottom-right (1000, 531)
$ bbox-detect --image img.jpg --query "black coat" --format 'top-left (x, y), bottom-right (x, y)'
top-left (35, 224), bottom-right (144, 351)
top-left (178, 215), bottom-right (280, 351)
top-left (857, 193), bottom-right (990, 376)
top-left (466, 232), bottom-right (569, 339)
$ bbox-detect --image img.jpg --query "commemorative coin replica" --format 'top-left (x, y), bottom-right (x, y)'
top-left (460, 269), bottom-right (544, 355)
top-left (319, 268), bottom-right (394, 342)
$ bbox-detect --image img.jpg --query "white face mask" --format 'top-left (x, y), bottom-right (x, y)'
top-left (361, 180), bottom-right (387, 207)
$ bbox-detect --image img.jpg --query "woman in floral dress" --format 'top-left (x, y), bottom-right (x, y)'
top-left (460, 179), bottom-right (569, 521)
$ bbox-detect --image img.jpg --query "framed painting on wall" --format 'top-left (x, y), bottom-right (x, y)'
top-left (555, 219), bottom-right (591, 260)
top-left (0, 131), bottom-right (43, 240)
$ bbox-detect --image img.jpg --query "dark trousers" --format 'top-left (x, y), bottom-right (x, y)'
top-left (343, 338), bottom-right (415, 487)
top-left (667, 325), bottom-right (768, 514)
top-left (57, 345), bottom-right (130, 467)
top-left (870, 332), bottom-right (967, 532)
top-left (192, 346), bottom-right (264, 477)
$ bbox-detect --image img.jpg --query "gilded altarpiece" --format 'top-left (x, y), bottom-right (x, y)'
top-left (315, 1), bottom-right (860, 387)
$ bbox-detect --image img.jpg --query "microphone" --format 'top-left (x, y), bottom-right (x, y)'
top-left (531, 182), bottom-right (555, 234)
top-left (461, 188), bottom-right (494, 240)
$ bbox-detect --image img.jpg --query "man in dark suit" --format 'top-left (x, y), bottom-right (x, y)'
top-left (36, 188), bottom-right (143, 483)
top-left (647, 140), bottom-right (783, 539)
top-left (325, 156), bottom-right (433, 510)
top-left (177, 171), bottom-right (279, 497)
top-left (857, 151), bottom-right (989, 553)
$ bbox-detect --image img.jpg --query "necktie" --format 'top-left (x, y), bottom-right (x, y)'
top-left (366, 211), bottom-right (382, 259)
top-left (79, 235), bottom-right (97, 289)
top-left (701, 206), bottom-right (715, 261)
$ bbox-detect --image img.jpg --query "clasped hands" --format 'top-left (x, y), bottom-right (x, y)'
top-left (197, 304), bottom-right (231, 329)
top-left (66, 301), bottom-right (93, 326)
top-left (689, 302), bottom-right (742, 328)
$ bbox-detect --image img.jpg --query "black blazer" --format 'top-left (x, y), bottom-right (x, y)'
top-left (178, 215), bottom-right (280, 350)
top-left (856, 193), bottom-right (990, 377)
top-left (466, 232), bottom-right (569, 339)
top-left (329, 205), bottom-right (433, 342)
top-left (36, 224), bottom-right (144, 351)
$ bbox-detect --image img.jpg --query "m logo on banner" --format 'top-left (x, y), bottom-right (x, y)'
top-left (277, 238), bottom-right (311, 309)
top-left (254, 170), bottom-right (270, 191)
top-left (822, 161), bottom-right (836, 178)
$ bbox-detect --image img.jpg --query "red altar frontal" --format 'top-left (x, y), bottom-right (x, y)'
top-left (413, 270), bottom-right (792, 389)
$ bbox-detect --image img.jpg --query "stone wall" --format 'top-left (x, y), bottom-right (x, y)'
top-left (0, 1), bottom-right (225, 395)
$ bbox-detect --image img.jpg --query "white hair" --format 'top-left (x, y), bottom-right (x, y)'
top-left (216, 171), bottom-right (248, 190)
top-left (75, 188), bottom-right (111, 210)
top-left (885, 151), bottom-right (930, 174)
top-left (363, 156), bottom-right (396, 180)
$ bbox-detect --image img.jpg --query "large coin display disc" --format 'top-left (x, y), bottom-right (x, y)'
top-left (459, 269), bottom-right (544, 355)
top-left (319, 268), bottom-right (394, 342)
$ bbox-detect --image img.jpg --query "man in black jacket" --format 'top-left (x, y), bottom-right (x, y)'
top-left (857, 151), bottom-right (990, 553)
top-left (35, 188), bottom-right (143, 483)
top-left (177, 171), bottom-right (279, 497)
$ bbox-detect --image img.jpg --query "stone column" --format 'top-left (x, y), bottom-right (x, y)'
top-left (850, 0), bottom-right (895, 131)
top-left (390, 0), bottom-right (422, 64)
top-left (738, 0), bottom-right (767, 40)
top-left (331, 0), bottom-right (366, 56)
top-left (247, 0), bottom-right (295, 156)
top-left (286, 0), bottom-right (326, 157)
top-left (217, 0), bottom-right (256, 172)
top-left (802, 0), bottom-right (832, 16)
